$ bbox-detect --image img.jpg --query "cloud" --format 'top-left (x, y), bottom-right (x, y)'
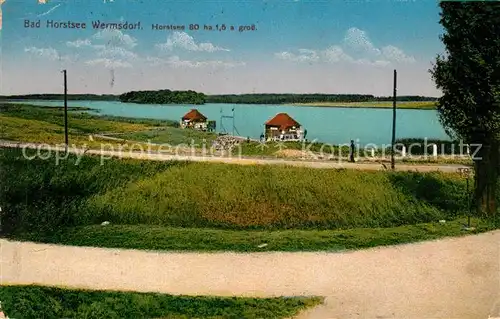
top-left (0, 7), bottom-right (3, 31)
top-left (64, 29), bottom-right (239, 70)
top-left (66, 39), bottom-right (92, 48)
top-left (381, 45), bottom-right (416, 63)
top-left (65, 29), bottom-right (138, 68)
top-left (25, 47), bottom-right (59, 60)
top-left (36, 3), bottom-right (61, 17)
top-left (156, 31), bottom-right (229, 52)
top-left (0, 0), bottom-right (5, 31)
top-left (146, 56), bottom-right (244, 68)
top-left (274, 49), bottom-right (319, 63)
top-left (92, 29), bottom-right (137, 49)
top-left (24, 46), bottom-right (72, 62)
top-left (343, 27), bottom-right (381, 56)
top-left (97, 47), bottom-right (138, 60)
top-left (71, 30), bottom-right (138, 52)
top-left (275, 27), bottom-right (415, 67)
top-left (322, 45), bottom-right (353, 63)
top-left (86, 58), bottom-right (132, 69)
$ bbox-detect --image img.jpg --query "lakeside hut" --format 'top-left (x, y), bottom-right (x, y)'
top-left (180, 109), bottom-right (208, 130)
top-left (264, 113), bottom-right (304, 141)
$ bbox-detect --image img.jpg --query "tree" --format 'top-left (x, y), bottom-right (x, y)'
top-left (430, 1), bottom-right (500, 216)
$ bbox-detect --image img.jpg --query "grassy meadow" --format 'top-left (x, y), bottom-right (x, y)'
top-left (0, 103), bottom-right (149, 150)
top-left (1, 147), bottom-right (495, 252)
top-left (0, 285), bottom-right (322, 319)
top-left (0, 103), bottom-right (189, 147)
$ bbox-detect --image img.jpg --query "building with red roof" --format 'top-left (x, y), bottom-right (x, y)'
top-left (180, 109), bottom-right (209, 130)
top-left (264, 113), bottom-right (305, 141)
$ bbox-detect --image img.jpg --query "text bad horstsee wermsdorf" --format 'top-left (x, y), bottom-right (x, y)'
top-left (24, 19), bottom-right (143, 30)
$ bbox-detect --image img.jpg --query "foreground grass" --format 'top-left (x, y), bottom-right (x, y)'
top-left (0, 285), bottom-right (322, 319)
top-left (2, 146), bottom-right (470, 233)
top-left (86, 162), bottom-right (467, 229)
top-left (17, 218), bottom-right (494, 252)
top-left (291, 101), bottom-right (437, 109)
top-left (1, 146), bottom-right (496, 252)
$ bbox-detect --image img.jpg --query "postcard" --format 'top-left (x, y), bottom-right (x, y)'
top-left (0, 1), bottom-right (499, 318)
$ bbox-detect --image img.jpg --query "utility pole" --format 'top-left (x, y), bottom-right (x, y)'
top-left (62, 69), bottom-right (68, 149)
top-left (391, 69), bottom-right (397, 170)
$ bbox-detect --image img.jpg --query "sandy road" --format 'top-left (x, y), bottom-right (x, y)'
top-left (1, 231), bottom-right (499, 319)
top-left (0, 140), bottom-right (470, 172)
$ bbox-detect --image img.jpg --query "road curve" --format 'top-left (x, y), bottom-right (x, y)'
top-left (0, 140), bottom-right (470, 172)
top-left (0, 230), bottom-right (499, 319)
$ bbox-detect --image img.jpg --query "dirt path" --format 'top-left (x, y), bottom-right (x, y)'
top-left (1, 231), bottom-right (499, 318)
top-left (0, 140), bottom-right (469, 172)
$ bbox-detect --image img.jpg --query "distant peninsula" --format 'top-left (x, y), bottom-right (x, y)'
top-left (0, 90), bottom-right (438, 108)
top-left (119, 90), bottom-right (206, 105)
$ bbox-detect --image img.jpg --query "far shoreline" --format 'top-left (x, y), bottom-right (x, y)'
top-left (289, 101), bottom-right (437, 110)
top-left (3, 99), bottom-right (438, 110)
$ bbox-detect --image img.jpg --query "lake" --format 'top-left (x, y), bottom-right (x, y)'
top-left (13, 100), bottom-right (449, 146)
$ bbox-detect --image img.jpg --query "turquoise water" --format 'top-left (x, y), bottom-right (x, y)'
top-left (14, 100), bottom-right (449, 146)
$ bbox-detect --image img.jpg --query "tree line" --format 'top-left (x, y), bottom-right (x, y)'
top-left (0, 92), bottom-right (437, 104)
top-left (205, 94), bottom-right (436, 104)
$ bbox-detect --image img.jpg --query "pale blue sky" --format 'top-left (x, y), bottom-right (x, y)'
top-left (1, 0), bottom-right (444, 96)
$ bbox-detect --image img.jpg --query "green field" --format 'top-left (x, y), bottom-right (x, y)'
top-left (0, 285), bottom-right (322, 319)
top-left (292, 101), bottom-right (437, 109)
top-left (0, 103), bottom-right (176, 133)
top-left (0, 103), bottom-right (220, 151)
top-left (1, 147), bottom-right (494, 252)
top-left (0, 103), bottom-right (162, 147)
